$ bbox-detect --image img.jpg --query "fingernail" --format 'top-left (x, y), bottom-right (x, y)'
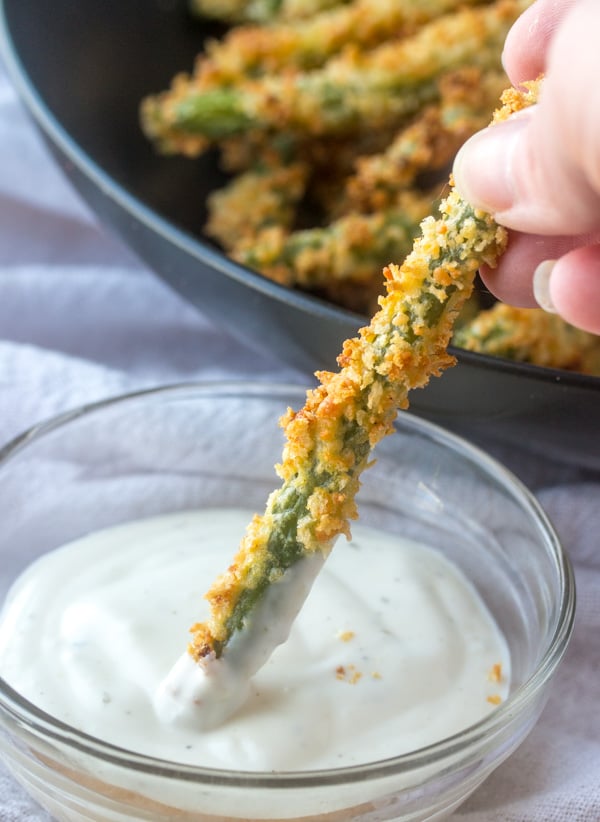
top-left (453, 114), bottom-right (529, 214)
top-left (533, 259), bottom-right (558, 313)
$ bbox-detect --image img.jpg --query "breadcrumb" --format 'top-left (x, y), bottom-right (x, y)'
top-left (488, 662), bottom-right (503, 683)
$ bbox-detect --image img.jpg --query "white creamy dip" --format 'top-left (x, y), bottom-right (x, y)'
top-left (0, 509), bottom-right (509, 771)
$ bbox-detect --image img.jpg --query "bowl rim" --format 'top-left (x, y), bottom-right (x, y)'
top-left (0, 380), bottom-right (576, 788)
top-left (0, 1), bottom-right (599, 391)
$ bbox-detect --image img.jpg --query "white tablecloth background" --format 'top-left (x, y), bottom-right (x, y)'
top-left (0, 59), bottom-right (598, 821)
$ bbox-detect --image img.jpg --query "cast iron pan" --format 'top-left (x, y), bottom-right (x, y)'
top-left (1, 0), bottom-right (599, 468)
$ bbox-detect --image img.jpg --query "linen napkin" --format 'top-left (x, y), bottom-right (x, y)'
top-left (0, 59), bottom-right (598, 821)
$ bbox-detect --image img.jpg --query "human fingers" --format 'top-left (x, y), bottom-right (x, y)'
top-left (501, 0), bottom-right (578, 86)
top-left (453, 0), bottom-right (600, 236)
top-left (478, 230), bottom-right (600, 307)
top-left (454, 0), bottom-right (600, 234)
top-left (480, 233), bottom-right (600, 334)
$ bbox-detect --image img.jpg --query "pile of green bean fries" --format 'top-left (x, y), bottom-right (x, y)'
top-left (142, 0), bottom-right (527, 314)
top-left (142, 0), bottom-right (600, 373)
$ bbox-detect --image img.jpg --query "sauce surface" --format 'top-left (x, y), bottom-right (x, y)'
top-left (0, 509), bottom-right (509, 771)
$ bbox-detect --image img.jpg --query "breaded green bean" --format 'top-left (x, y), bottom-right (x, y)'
top-left (454, 303), bottom-right (600, 376)
top-left (197, 0), bottom-right (488, 84)
top-left (190, 185), bottom-right (506, 663)
top-left (217, 123), bottom-right (397, 179)
top-left (190, 0), bottom-right (350, 25)
top-left (205, 161), bottom-right (309, 250)
top-left (233, 190), bottom-right (433, 287)
top-left (341, 68), bottom-right (508, 214)
top-left (142, 0), bottom-right (527, 152)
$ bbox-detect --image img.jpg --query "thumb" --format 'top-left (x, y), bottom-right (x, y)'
top-left (453, 0), bottom-right (600, 236)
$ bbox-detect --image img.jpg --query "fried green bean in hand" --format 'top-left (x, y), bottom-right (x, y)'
top-left (190, 183), bottom-right (507, 665)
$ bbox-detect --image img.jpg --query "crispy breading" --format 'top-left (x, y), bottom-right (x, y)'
top-left (488, 662), bottom-right (503, 683)
top-left (492, 78), bottom-right (541, 123)
top-left (232, 189), bottom-right (433, 288)
top-left (205, 161), bottom-right (309, 250)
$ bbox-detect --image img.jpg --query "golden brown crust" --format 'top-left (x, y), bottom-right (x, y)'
top-left (492, 77), bottom-right (542, 124)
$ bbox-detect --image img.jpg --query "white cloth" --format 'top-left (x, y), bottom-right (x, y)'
top-left (0, 59), bottom-right (598, 821)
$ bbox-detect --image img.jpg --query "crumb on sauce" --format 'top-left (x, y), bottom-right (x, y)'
top-left (335, 664), bottom-right (362, 684)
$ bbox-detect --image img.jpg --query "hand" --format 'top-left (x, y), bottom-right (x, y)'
top-left (452, 0), bottom-right (600, 334)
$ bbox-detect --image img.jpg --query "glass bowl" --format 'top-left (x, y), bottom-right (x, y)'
top-left (0, 382), bottom-right (575, 822)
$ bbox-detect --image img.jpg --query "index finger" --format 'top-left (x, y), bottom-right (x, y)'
top-left (479, 227), bottom-right (600, 307)
top-left (502, 0), bottom-right (578, 85)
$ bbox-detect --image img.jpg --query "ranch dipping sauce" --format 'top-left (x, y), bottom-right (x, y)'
top-left (0, 509), bottom-right (509, 771)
